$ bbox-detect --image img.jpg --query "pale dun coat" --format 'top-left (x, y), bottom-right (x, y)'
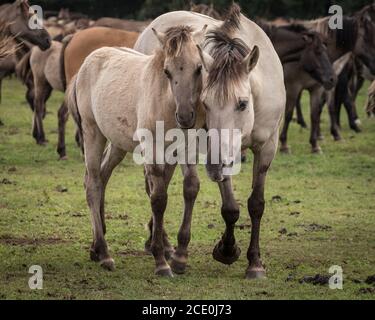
top-left (66, 26), bottom-right (208, 275)
top-left (135, 5), bottom-right (286, 279)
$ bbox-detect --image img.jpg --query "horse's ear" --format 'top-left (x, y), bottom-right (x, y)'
top-left (16, 0), bottom-right (29, 19)
top-left (152, 28), bottom-right (166, 47)
top-left (193, 25), bottom-right (208, 45)
top-left (197, 45), bottom-right (213, 72)
top-left (243, 45), bottom-right (259, 73)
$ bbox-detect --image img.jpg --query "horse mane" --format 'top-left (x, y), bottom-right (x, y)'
top-left (204, 30), bottom-right (250, 102)
top-left (301, 16), bottom-right (358, 51)
top-left (0, 21), bottom-right (17, 59)
top-left (279, 23), bottom-right (309, 34)
top-left (221, 3), bottom-right (242, 34)
top-left (163, 25), bottom-right (194, 57)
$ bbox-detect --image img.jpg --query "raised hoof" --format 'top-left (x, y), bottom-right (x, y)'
top-left (155, 267), bottom-right (174, 277)
top-left (170, 256), bottom-right (187, 275)
top-left (246, 267), bottom-right (267, 280)
top-left (311, 147), bottom-right (323, 155)
top-left (280, 146), bottom-right (291, 154)
top-left (100, 258), bottom-right (115, 271)
top-left (213, 243), bottom-right (241, 265)
top-left (90, 249), bottom-right (100, 262)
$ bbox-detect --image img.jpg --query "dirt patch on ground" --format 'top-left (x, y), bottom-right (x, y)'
top-left (0, 235), bottom-right (69, 246)
top-left (118, 249), bottom-right (149, 257)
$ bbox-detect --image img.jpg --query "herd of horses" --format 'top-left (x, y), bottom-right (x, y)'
top-left (1, 0), bottom-right (375, 279)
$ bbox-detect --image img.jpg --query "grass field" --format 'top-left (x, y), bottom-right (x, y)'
top-left (0, 78), bottom-right (374, 300)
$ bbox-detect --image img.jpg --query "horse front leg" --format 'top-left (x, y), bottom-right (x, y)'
top-left (144, 164), bottom-right (176, 260)
top-left (246, 132), bottom-right (278, 279)
top-left (57, 102), bottom-right (69, 160)
top-left (212, 177), bottom-right (241, 265)
top-left (309, 87), bottom-right (325, 154)
top-left (280, 88), bottom-right (298, 154)
top-left (170, 164), bottom-right (200, 274)
top-left (145, 164), bottom-right (173, 277)
top-left (295, 91), bottom-right (308, 128)
top-left (327, 88), bottom-right (342, 141)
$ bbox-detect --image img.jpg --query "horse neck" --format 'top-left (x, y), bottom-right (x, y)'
top-left (145, 52), bottom-right (175, 116)
top-left (272, 28), bottom-right (306, 62)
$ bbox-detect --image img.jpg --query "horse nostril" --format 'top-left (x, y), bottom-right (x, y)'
top-left (190, 112), bottom-right (194, 120)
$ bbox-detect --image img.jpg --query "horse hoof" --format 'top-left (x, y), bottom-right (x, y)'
top-left (59, 156), bottom-right (68, 161)
top-left (155, 267), bottom-right (174, 277)
top-left (355, 119), bottom-right (362, 127)
top-left (246, 267), bottom-right (267, 280)
top-left (164, 247), bottom-right (175, 260)
top-left (90, 249), bottom-right (100, 262)
top-left (280, 146), bottom-right (291, 154)
top-left (100, 258), bottom-right (115, 271)
top-left (170, 255), bottom-right (187, 274)
top-left (311, 147), bottom-right (323, 155)
top-left (37, 140), bottom-right (48, 146)
top-left (334, 135), bottom-right (342, 142)
top-left (212, 242), bottom-right (241, 265)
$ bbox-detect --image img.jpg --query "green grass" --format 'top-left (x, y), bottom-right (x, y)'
top-left (0, 78), bottom-right (375, 300)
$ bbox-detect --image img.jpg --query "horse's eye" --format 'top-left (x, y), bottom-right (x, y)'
top-left (196, 64), bottom-right (203, 75)
top-left (164, 69), bottom-right (172, 79)
top-left (237, 100), bottom-right (249, 111)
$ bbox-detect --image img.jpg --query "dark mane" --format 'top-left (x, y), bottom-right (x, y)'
top-left (335, 17), bottom-right (358, 51)
top-left (279, 23), bottom-right (309, 33)
top-left (204, 30), bottom-right (250, 102)
top-left (221, 3), bottom-right (242, 34)
top-left (163, 25), bottom-right (194, 57)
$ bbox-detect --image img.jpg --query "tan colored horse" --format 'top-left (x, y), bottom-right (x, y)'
top-left (17, 41), bottom-right (64, 146)
top-left (66, 26), bottom-right (207, 275)
top-left (135, 5), bottom-right (286, 279)
top-left (94, 17), bottom-right (150, 33)
top-left (50, 27), bottom-right (141, 159)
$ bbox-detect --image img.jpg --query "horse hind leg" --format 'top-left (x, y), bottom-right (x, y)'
top-left (212, 177), bottom-right (241, 266)
top-left (32, 81), bottom-right (52, 145)
top-left (84, 125), bottom-right (114, 271)
top-left (170, 164), bottom-right (200, 274)
top-left (57, 102), bottom-right (69, 159)
top-left (99, 143), bottom-right (127, 236)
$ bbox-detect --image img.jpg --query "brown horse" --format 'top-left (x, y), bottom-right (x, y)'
top-left (94, 17), bottom-right (150, 33)
top-left (190, 2), bottom-right (222, 20)
top-left (256, 22), bottom-right (336, 154)
top-left (52, 27), bottom-right (140, 159)
top-left (297, 9), bottom-right (375, 144)
top-left (0, 0), bottom-right (51, 125)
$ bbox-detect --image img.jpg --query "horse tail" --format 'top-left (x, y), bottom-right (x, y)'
top-left (60, 34), bottom-right (74, 92)
top-left (65, 74), bottom-right (84, 150)
top-left (15, 50), bottom-right (32, 85)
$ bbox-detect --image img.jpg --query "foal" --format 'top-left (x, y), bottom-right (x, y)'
top-left (66, 26), bottom-right (207, 275)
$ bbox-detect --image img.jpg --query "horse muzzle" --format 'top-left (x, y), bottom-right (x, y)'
top-left (175, 111), bottom-right (196, 129)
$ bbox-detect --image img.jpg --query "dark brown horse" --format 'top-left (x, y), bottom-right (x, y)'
top-left (257, 21), bottom-right (335, 154)
top-left (0, 0), bottom-right (51, 125)
top-left (296, 9), bottom-right (375, 145)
